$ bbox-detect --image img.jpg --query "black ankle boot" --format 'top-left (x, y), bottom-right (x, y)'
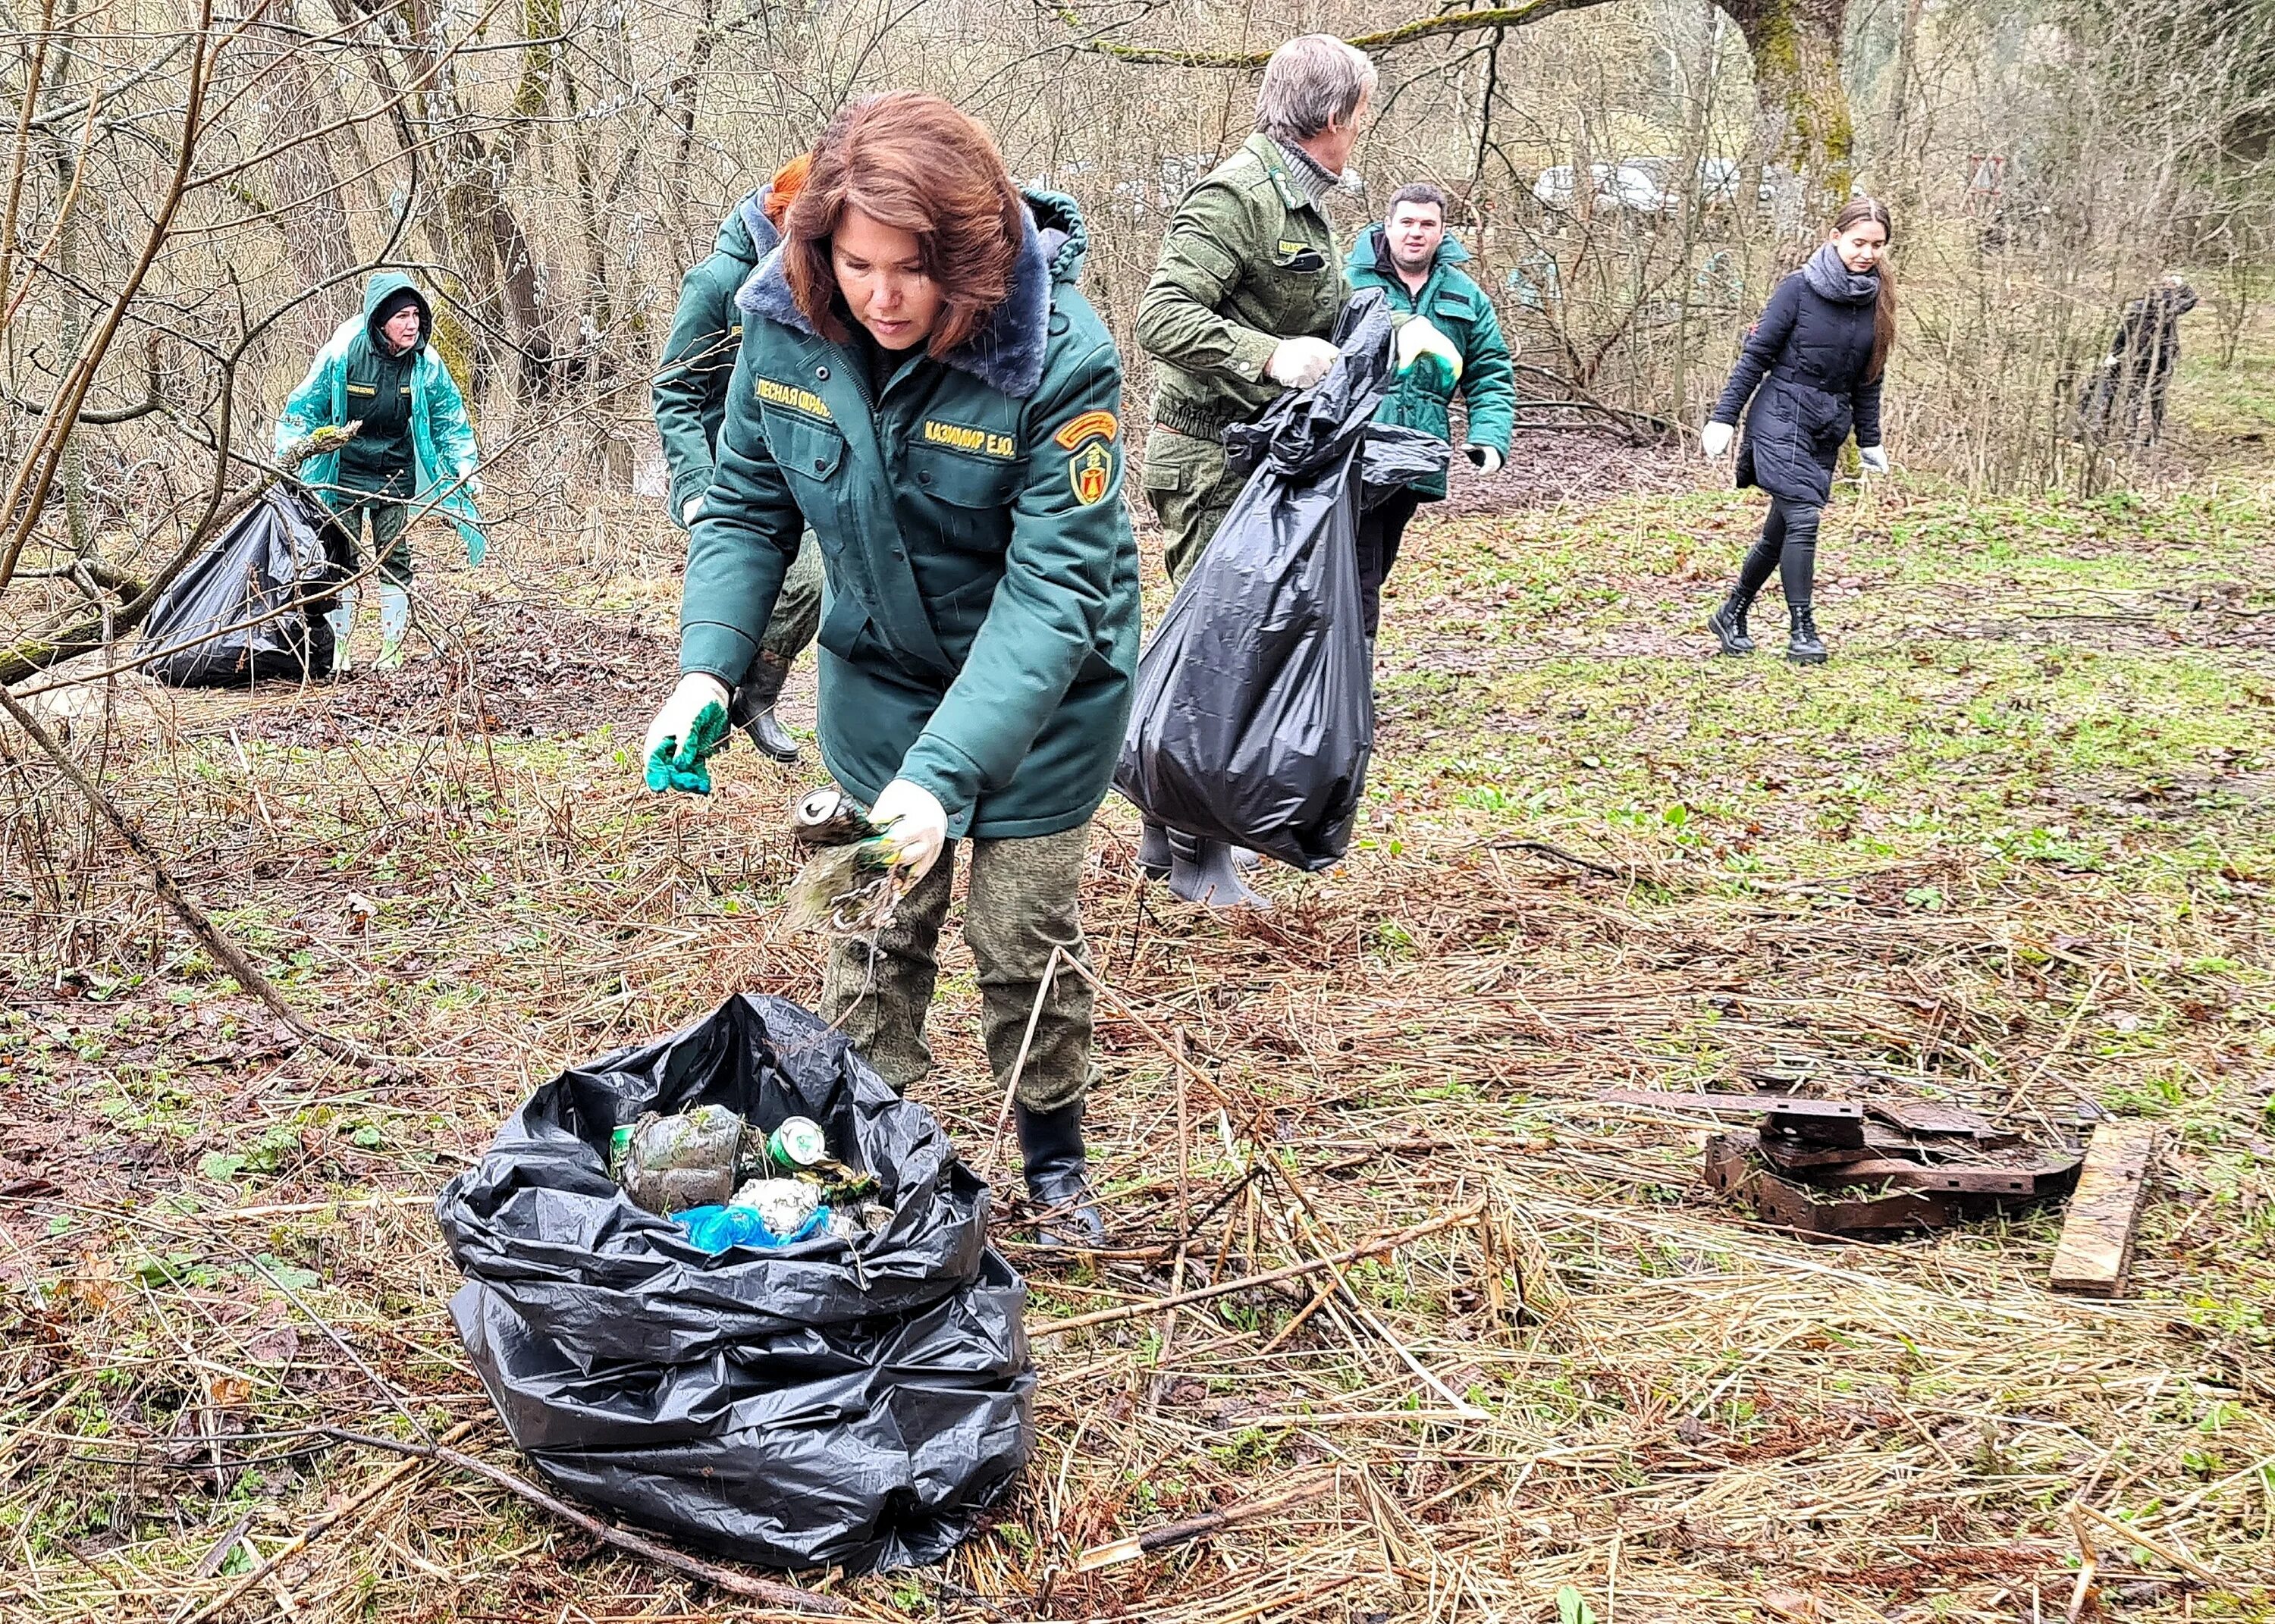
top-left (730, 651), bottom-right (800, 763)
top-left (1709, 588), bottom-right (1757, 655)
top-left (1013, 1101), bottom-right (1103, 1247)
top-left (1787, 604), bottom-right (1827, 664)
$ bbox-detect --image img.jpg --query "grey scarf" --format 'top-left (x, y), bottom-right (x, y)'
top-left (1802, 240), bottom-right (1881, 305)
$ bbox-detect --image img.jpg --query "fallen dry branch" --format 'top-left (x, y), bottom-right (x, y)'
top-left (172, 1421), bottom-right (478, 1624)
top-left (0, 678), bottom-right (384, 1068)
top-left (1075, 1472), bottom-right (1340, 1570)
top-left (319, 1427), bottom-right (853, 1615)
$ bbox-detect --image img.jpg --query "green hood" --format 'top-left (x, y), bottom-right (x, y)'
top-left (361, 271), bottom-right (431, 350)
top-left (714, 187), bottom-right (781, 266)
top-left (1026, 188), bottom-right (1088, 286)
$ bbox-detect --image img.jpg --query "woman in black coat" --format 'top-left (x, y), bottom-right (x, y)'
top-left (1702, 198), bottom-right (1896, 663)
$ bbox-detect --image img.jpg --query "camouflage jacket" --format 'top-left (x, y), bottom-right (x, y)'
top-left (1134, 133), bottom-right (1345, 440)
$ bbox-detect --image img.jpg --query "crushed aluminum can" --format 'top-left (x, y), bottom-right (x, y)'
top-left (767, 1115), bottom-right (828, 1171)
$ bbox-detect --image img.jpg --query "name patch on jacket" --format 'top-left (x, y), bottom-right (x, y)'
top-left (922, 419), bottom-right (1015, 459)
top-left (755, 376), bottom-right (833, 422)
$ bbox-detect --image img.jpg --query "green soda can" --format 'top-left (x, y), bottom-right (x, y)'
top-left (607, 1123), bottom-right (635, 1174)
top-left (767, 1115), bottom-right (827, 1171)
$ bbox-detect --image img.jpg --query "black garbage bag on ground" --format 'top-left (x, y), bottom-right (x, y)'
top-left (1116, 290), bottom-right (1448, 869)
top-left (139, 482), bottom-right (350, 686)
top-left (435, 994), bottom-right (1035, 1574)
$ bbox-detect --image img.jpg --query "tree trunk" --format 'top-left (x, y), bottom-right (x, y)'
top-left (43, 0), bottom-right (91, 553)
top-left (1718, 0), bottom-right (1854, 233)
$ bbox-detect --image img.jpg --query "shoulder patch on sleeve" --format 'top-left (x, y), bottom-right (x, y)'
top-left (1068, 440), bottom-right (1114, 506)
top-left (1053, 409), bottom-right (1119, 451)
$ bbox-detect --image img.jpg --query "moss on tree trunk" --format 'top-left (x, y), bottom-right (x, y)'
top-left (1721, 0), bottom-right (1855, 228)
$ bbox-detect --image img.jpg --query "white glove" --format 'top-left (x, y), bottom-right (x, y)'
top-left (1701, 422), bottom-right (1734, 460)
top-left (870, 778), bottom-right (948, 883)
top-left (641, 672), bottom-right (731, 793)
top-left (1858, 446), bottom-right (1890, 475)
top-left (1463, 444), bottom-right (1504, 475)
top-left (1265, 336), bottom-right (1338, 390)
top-left (681, 495), bottom-right (703, 526)
top-left (1393, 315), bottom-right (1464, 385)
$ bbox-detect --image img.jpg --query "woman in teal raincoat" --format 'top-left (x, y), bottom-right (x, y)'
top-left (276, 272), bottom-right (485, 670)
top-left (642, 92), bottom-right (1141, 1245)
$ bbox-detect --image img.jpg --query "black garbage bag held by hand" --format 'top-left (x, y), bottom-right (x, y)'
top-left (435, 995), bottom-right (1035, 1575)
top-left (139, 482), bottom-right (352, 686)
top-left (1116, 290), bottom-right (1448, 870)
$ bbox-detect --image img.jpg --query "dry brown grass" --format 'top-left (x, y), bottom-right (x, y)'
top-left (2, 473), bottom-right (2273, 1622)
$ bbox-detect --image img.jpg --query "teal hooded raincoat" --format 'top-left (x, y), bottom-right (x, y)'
top-left (276, 272), bottom-right (487, 562)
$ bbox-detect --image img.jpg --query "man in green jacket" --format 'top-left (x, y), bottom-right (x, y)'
top-left (652, 157), bottom-right (824, 762)
top-left (642, 92), bottom-right (1139, 1243)
top-left (1135, 32), bottom-right (1377, 590)
top-left (1342, 181), bottom-right (1517, 639)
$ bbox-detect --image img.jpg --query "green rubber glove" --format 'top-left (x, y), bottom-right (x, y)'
top-left (642, 674), bottom-right (733, 795)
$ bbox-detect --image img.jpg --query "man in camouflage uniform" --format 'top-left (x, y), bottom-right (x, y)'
top-left (1136, 33), bottom-right (1378, 590)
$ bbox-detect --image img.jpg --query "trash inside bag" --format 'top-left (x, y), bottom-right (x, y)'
top-left (617, 1102), bottom-right (745, 1213)
top-left (676, 1199), bottom-right (827, 1253)
top-left (435, 994), bottom-right (1035, 1574)
top-left (139, 482), bottom-right (351, 686)
top-left (1116, 290), bottom-right (1445, 869)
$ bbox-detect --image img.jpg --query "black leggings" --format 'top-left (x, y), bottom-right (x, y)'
top-left (1737, 495), bottom-right (1820, 609)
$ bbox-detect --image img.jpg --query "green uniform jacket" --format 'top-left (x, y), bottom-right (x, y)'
top-left (275, 272), bottom-right (485, 558)
top-left (1342, 226), bottom-right (1518, 501)
top-left (652, 192), bottom-right (777, 526)
top-left (1134, 133), bottom-right (1345, 441)
top-left (679, 191), bottom-right (1141, 841)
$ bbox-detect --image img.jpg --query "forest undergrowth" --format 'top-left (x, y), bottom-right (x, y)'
top-left (2, 426), bottom-right (2273, 1620)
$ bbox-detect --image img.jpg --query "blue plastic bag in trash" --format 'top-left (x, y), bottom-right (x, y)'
top-left (676, 1202), bottom-right (828, 1253)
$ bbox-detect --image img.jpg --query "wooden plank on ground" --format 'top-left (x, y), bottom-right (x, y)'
top-left (2049, 1121), bottom-right (2160, 1298)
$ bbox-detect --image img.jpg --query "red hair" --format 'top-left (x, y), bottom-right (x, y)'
top-left (781, 92), bottom-right (1024, 359)
top-left (761, 152), bottom-right (811, 230)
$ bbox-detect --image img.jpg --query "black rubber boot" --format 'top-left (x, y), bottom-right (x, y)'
top-left (1167, 832), bottom-right (1271, 911)
top-left (1787, 604), bottom-right (1827, 665)
top-left (1014, 1100), bottom-right (1103, 1247)
top-left (730, 651), bottom-right (800, 763)
top-left (1137, 821), bottom-right (1171, 882)
top-left (1709, 588), bottom-right (1757, 655)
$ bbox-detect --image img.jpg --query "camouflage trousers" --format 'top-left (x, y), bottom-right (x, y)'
top-left (1141, 426), bottom-right (1249, 589)
top-left (821, 822), bottom-right (1097, 1115)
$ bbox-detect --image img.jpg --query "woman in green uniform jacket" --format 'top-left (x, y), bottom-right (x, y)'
top-left (642, 91), bottom-right (1141, 1245)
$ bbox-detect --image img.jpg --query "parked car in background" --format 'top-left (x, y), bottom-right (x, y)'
top-left (1531, 155), bottom-right (1776, 216)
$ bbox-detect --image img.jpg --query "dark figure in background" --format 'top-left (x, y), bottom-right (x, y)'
top-left (653, 155), bottom-right (827, 762)
top-left (1702, 198), bottom-right (1898, 666)
top-left (2079, 276), bottom-right (2198, 449)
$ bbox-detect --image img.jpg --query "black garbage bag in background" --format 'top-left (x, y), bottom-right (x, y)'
top-left (1116, 290), bottom-right (1448, 870)
top-left (139, 482), bottom-right (350, 686)
top-left (435, 995), bottom-right (1036, 1574)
